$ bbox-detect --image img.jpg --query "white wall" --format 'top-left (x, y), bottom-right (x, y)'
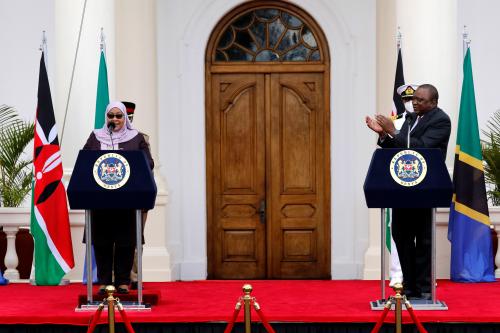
top-left (458, 0), bottom-right (500, 136)
top-left (55, 0), bottom-right (115, 168)
top-left (156, 0), bottom-right (377, 280)
top-left (0, 0), bottom-right (55, 121)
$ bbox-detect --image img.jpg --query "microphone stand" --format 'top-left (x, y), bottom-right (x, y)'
top-left (406, 114), bottom-right (411, 149)
top-left (108, 123), bottom-right (115, 150)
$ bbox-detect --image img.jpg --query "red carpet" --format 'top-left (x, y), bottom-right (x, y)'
top-left (0, 280), bottom-right (498, 326)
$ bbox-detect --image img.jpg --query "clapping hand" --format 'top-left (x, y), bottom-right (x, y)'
top-left (374, 114), bottom-right (396, 136)
top-left (365, 115), bottom-right (384, 134)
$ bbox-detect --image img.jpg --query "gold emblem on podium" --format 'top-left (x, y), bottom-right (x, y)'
top-left (93, 153), bottom-right (131, 190)
top-left (389, 150), bottom-right (427, 187)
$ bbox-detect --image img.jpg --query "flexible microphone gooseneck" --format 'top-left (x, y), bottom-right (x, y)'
top-left (107, 122), bottom-right (116, 150)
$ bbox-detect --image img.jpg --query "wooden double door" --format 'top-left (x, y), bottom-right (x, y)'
top-left (207, 72), bottom-right (330, 279)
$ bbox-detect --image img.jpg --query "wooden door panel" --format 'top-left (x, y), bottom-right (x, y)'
top-left (209, 74), bottom-right (266, 279)
top-left (281, 86), bottom-right (316, 193)
top-left (269, 73), bottom-right (330, 278)
top-left (208, 72), bottom-right (330, 279)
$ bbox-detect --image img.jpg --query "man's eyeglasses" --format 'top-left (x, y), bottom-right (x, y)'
top-left (107, 113), bottom-right (123, 119)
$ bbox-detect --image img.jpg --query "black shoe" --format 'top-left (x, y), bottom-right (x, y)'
top-left (421, 292), bottom-right (432, 300)
top-left (117, 285), bottom-right (130, 294)
top-left (130, 281), bottom-right (138, 290)
top-left (407, 295), bottom-right (423, 300)
top-left (98, 285), bottom-right (106, 295)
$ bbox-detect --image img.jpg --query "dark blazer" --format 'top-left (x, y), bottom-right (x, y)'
top-left (378, 107), bottom-right (451, 160)
top-left (83, 132), bottom-right (154, 169)
top-left (82, 132), bottom-right (154, 246)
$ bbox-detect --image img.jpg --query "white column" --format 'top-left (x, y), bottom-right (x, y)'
top-left (396, 0), bottom-right (458, 166)
top-left (364, 0), bottom-right (398, 279)
top-left (115, 0), bottom-right (171, 281)
top-left (115, 0), bottom-right (158, 158)
top-left (3, 226), bottom-right (20, 280)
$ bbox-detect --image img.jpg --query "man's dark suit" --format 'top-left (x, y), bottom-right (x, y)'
top-left (378, 107), bottom-right (451, 297)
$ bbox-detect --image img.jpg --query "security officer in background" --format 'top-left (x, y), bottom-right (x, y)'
top-left (123, 101), bottom-right (150, 290)
top-left (387, 84), bottom-right (419, 287)
top-left (393, 84), bottom-right (419, 130)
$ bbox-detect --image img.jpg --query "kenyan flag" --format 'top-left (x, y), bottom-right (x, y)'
top-left (30, 52), bottom-right (74, 285)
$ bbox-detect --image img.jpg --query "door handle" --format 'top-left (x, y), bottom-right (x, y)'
top-left (258, 200), bottom-right (266, 224)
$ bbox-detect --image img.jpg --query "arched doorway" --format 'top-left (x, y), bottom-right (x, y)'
top-left (206, 1), bottom-right (331, 279)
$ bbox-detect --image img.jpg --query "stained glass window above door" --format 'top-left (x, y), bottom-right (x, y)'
top-left (215, 8), bottom-right (321, 62)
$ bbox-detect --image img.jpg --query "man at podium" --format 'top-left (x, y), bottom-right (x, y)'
top-left (365, 84), bottom-right (451, 300)
top-left (83, 101), bottom-right (154, 294)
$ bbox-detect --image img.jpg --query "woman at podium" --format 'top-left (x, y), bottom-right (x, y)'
top-left (83, 101), bottom-right (154, 294)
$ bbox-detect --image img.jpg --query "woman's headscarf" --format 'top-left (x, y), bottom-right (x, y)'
top-left (93, 101), bottom-right (139, 150)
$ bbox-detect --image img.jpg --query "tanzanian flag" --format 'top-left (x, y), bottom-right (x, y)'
top-left (447, 47), bottom-right (495, 282)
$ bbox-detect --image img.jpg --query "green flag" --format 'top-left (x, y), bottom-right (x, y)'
top-left (83, 50), bottom-right (110, 284)
top-left (94, 51), bottom-right (109, 129)
top-left (447, 47), bottom-right (495, 281)
top-left (385, 208), bottom-right (391, 251)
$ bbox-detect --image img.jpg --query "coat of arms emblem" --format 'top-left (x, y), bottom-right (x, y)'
top-left (389, 150), bottom-right (427, 187)
top-left (93, 153), bottom-right (131, 190)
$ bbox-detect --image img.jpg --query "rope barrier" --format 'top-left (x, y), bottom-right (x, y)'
top-left (85, 285), bottom-right (136, 333)
top-left (370, 299), bottom-right (392, 333)
top-left (223, 299), bottom-right (242, 333)
top-left (405, 301), bottom-right (429, 333)
top-left (253, 300), bottom-right (277, 333)
top-left (86, 303), bottom-right (104, 333)
top-left (223, 284), bottom-right (277, 333)
top-left (117, 302), bottom-right (136, 333)
top-left (370, 283), bottom-right (429, 333)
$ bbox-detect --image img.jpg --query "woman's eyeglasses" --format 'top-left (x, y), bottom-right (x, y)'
top-left (107, 113), bottom-right (123, 119)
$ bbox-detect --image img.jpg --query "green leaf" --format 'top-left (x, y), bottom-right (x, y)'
top-left (481, 109), bottom-right (500, 206)
top-left (0, 105), bottom-right (34, 207)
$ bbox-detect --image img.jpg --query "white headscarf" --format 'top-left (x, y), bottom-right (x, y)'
top-left (93, 101), bottom-right (139, 149)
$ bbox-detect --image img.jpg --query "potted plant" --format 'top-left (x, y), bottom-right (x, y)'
top-left (0, 104), bottom-right (35, 281)
top-left (482, 109), bottom-right (500, 206)
top-left (0, 105), bottom-right (34, 207)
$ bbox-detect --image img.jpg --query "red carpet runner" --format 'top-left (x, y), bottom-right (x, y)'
top-left (0, 280), bottom-right (498, 325)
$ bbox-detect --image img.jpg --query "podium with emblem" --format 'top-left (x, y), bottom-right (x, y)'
top-left (67, 150), bottom-right (157, 309)
top-left (363, 148), bottom-right (452, 310)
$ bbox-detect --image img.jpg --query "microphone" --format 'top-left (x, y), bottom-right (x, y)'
top-left (107, 122), bottom-right (115, 150)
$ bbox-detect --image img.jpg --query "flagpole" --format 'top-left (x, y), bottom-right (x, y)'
top-left (396, 26), bottom-right (402, 51)
top-left (31, 31), bottom-right (49, 284)
top-left (39, 31), bottom-right (48, 69)
top-left (60, 0), bottom-right (88, 147)
top-left (462, 25), bottom-right (470, 56)
top-left (100, 27), bottom-right (106, 57)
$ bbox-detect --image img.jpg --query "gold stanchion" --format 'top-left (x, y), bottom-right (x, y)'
top-left (223, 284), bottom-right (277, 333)
top-left (105, 285), bottom-right (117, 333)
top-left (393, 283), bottom-right (403, 333)
top-left (242, 284), bottom-right (253, 333)
top-left (370, 283), bottom-right (429, 333)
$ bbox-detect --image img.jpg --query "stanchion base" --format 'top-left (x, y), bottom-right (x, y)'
top-left (370, 299), bottom-right (448, 310)
top-left (75, 301), bottom-right (152, 312)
